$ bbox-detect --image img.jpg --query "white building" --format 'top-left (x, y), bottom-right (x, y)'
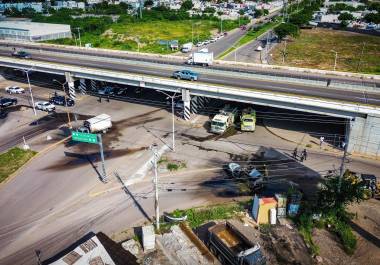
top-left (53, 1), bottom-right (86, 10)
top-left (0, 21), bottom-right (71, 41)
top-left (0, 2), bottom-right (43, 13)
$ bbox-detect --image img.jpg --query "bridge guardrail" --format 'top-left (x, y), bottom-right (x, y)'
top-left (1, 56), bottom-right (379, 117)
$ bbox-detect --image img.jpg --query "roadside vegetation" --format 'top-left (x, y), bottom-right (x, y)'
top-left (26, 4), bottom-right (248, 54)
top-left (296, 171), bottom-right (366, 255)
top-left (271, 28), bottom-right (380, 74)
top-left (0, 147), bottom-right (37, 184)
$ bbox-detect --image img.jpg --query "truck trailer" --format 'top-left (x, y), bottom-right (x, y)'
top-left (208, 221), bottom-right (266, 265)
top-left (78, 113), bottom-right (112, 133)
top-left (187, 51), bottom-right (214, 66)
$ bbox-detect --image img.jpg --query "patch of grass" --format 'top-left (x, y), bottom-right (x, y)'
top-left (306, 144), bottom-right (312, 148)
top-left (167, 161), bottom-right (186, 171)
top-left (0, 147), bottom-right (37, 183)
top-left (158, 156), bottom-right (168, 165)
top-left (271, 28), bottom-right (380, 74)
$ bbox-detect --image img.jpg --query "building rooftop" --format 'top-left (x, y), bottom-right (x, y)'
top-left (0, 21), bottom-right (70, 35)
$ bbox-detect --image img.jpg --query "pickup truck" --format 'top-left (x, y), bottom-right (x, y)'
top-left (12, 51), bottom-right (31, 59)
top-left (172, 70), bottom-right (199, 81)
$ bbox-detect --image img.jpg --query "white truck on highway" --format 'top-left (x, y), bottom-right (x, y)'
top-left (78, 114), bottom-right (112, 133)
top-left (187, 51), bottom-right (214, 66)
top-left (210, 105), bottom-right (238, 134)
top-left (181, 42), bottom-right (193, 53)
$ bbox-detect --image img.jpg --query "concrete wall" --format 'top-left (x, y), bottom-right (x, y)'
top-left (348, 115), bottom-right (380, 158)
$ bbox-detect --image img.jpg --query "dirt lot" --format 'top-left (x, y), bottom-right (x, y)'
top-left (313, 199), bottom-right (380, 265)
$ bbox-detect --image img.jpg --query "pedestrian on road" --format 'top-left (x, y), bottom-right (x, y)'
top-left (293, 147), bottom-right (298, 160)
top-left (107, 95), bottom-right (110, 102)
top-left (320, 136), bottom-right (325, 148)
top-left (98, 96), bottom-right (102, 102)
top-left (301, 149), bottom-right (307, 161)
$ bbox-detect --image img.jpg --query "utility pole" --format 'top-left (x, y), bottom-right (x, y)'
top-left (75, 27), bottom-right (82, 47)
top-left (282, 39), bottom-right (287, 63)
top-left (98, 134), bottom-right (107, 183)
top-left (139, 0), bottom-right (143, 19)
top-left (356, 42), bottom-right (366, 72)
top-left (220, 17), bottom-right (223, 33)
top-left (331, 50), bottom-right (338, 71)
top-left (53, 79), bottom-right (71, 128)
top-left (150, 143), bottom-right (159, 230)
top-left (192, 22), bottom-right (194, 44)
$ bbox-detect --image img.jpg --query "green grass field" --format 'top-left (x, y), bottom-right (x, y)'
top-left (51, 19), bottom-right (244, 54)
top-left (271, 28), bottom-right (380, 74)
top-left (0, 147), bottom-right (37, 183)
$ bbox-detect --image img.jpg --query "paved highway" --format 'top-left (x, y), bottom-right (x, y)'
top-left (1, 48), bottom-right (380, 107)
top-left (2, 41), bottom-right (379, 87)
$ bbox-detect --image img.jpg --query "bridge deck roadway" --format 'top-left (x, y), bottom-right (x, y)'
top-left (0, 49), bottom-right (380, 107)
top-left (2, 42), bottom-right (379, 86)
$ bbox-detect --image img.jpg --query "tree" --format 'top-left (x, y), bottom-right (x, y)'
top-left (239, 9), bottom-right (245, 16)
top-left (144, 0), bottom-right (154, 8)
top-left (254, 9), bottom-right (263, 18)
top-left (274, 22), bottom-right (299, 40)
top-left (338, 12), bottom-right (354, 21)
top-left (364, 13), bottom-right (380, 24)
top-left (180, 0), bottom-right (193, 11)
top-left (263, 9), bottom-right (269, 16)
top-left (290, 12), bottom-right (312, 26)
top-left (204, 7), bottom-right (215, 14)
top-left (317, 172), bottom-right (366, 215)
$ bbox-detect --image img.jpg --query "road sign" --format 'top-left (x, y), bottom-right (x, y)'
top-left (72, 131), bottom-right (98, 144)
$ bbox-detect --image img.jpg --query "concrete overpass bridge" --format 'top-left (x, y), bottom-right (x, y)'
top-left (0, 46), bottom-right (379, 157)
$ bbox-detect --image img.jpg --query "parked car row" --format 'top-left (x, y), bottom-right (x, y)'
top-left (195, 33), bottom-right (226, 47)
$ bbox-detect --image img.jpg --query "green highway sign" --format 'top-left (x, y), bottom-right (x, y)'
top-left (72, 131), bottom-right (98, 144)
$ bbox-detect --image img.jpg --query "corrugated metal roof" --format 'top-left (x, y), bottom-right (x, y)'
top-left (0, 21), bottom-right (70, 35)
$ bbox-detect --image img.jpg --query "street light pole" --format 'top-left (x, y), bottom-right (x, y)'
top-left (331, 50), bottom-right (338, 71)
top-left (23, 67), bottom-right (36, 116)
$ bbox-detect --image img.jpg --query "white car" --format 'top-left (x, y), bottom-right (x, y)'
top-left (5, 86), bottom-right (25, 94)
top-left (196, 42), bottom-right (204, 47)
top-left (203, 40), bottom-right (211, 45)
top-left (35, 101), bottom-right (55, 112)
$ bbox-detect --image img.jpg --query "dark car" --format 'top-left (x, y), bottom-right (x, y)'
top-left (11, 51), bottom-right (31, 59)
top-left (49, 95), bottom-right (75, 107)
top-left (0, 97), bottom-right (17, 108)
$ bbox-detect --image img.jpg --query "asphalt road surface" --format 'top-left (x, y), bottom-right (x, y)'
top-left (1, 48), bottom-right (379, 107)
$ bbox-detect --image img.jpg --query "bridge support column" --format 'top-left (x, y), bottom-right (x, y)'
top-left (182, 89), bottom-right (191, 120)
top-left (347, 115), bottom-right (380, 158)
top-left (64, 72), bottom-right (76, 100)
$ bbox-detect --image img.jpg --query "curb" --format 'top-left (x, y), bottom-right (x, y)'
top-left (0, 135), bottom-right (71, 190)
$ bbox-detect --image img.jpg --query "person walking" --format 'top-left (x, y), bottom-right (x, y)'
top-left (301, 149), bottom-right (307, 161)
top-left (292, 147), bottom-right (298, 160)
top-left (319, 136), bottom-right (325, 148)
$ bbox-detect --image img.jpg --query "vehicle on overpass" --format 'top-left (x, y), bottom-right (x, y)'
top-left (35, 101), bottom-right (55, 112)
top-left (11, 50), bottom-right (31, 59)
top-left (208, 221), bottom-right (266, 265)
top-left (49, 95), bottom-right (75, 107)
top-left (5, 86), bottom-right (25, 94)
top-left (172, 70), bottom-right (199, 81)
top-left (78, 113), bottom-right (112, 133)
top-left (210, 105), bottom-right (238, 134)
top-left (0, 97), bottom-right (17, 108)
top-left (240, 107), bottom-right (256, 132)
top-left (187, 51), bottom-right (214, 66)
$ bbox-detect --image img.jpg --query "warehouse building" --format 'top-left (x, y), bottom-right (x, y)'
top-left (0, 21), bottom-right (71, 41)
